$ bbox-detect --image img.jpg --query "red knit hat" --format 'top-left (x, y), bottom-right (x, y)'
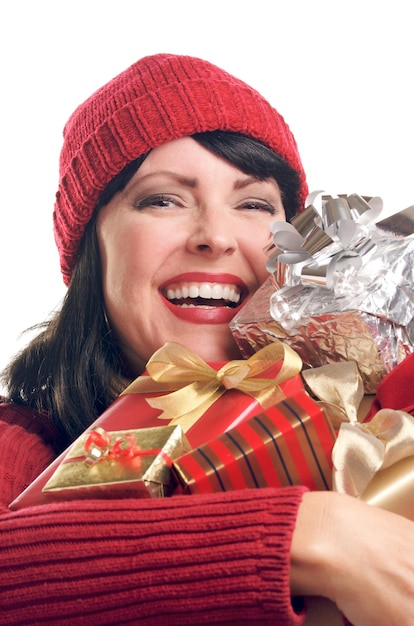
top-left (54, 53), bottom-right (308, 285)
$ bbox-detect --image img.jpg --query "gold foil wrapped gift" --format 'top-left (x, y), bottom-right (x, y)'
top-left (42, 424), bottom-right (191, 500)
top-left (230, 192), bottom-right (414, 393)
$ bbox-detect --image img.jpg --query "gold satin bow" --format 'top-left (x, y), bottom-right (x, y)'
top-left (121, 341), bottom-right (303, 432)
top-left (303, 361), bottom-right (414, 498)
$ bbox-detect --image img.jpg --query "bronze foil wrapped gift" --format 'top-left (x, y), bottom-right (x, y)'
top-left (230, 192), bottom-right (414, 393)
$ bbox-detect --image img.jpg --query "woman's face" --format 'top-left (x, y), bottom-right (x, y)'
top-left (97, 137), bottom-right (286, 374)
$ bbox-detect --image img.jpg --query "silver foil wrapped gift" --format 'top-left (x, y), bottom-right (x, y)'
top-left (230, 192), bottom-right (414, 393)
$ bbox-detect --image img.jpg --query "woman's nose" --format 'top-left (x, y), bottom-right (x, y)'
top-left (186, 208), bottom-right (238, 258)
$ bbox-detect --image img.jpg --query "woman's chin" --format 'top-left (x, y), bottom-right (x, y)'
top-left (187, 337), bottom-right (242, 363)
top-left (119, 327), bottom-right (243, 376)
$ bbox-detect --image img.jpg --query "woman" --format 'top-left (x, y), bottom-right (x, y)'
top-left (1, 53), bottom-right (414, 626)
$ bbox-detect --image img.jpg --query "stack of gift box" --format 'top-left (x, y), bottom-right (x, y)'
top-left (10, 341), bottom-right (336, 508)
top-left (10, 192), bottom-right (414, 521)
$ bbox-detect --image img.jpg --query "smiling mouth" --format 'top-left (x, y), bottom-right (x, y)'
top-left (162, 282), bottom-right (242, 309)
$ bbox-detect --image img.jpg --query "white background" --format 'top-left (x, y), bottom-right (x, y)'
top-left (1, 0), bottom-right (413, 378)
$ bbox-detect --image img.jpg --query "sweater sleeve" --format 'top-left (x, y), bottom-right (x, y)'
top-left (0, 403), bottom-right (308, 626)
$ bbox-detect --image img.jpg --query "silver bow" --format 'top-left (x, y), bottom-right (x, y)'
top-left (266, 191), bottom-right (382, 291)
top-left (266, 191), bottom-right (414, 333)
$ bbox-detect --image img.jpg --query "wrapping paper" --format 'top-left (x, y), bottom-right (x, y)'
top-left (173, 390), bottom-right (335, 494)
top-left (332, 407), bottom-right (414, 521)
top-left (231, 192), bottom-right (414, 393)
top-left (304, 360), bottom-right (414, 520)
top-left (115, 341), bottom-right (303, 444)
top-left (376, 203), bottom-right (414, 235)
top-left (10, 341), bottom-right (304, 510)
top-left (359, 454), bottom-right (414, 519)
top-left (42, 425), bottom-right (190, 500)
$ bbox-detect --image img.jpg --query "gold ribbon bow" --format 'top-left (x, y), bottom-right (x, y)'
top-left (303, 361), bottom-right (414, 498)
top-left (121, 341), bottom-right (302, 432)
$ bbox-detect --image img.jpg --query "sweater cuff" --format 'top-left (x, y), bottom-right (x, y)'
top-left (259, 486), bottom-right (308, 624)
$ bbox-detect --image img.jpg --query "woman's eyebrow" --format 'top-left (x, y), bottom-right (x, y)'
top-left (233, 176), bottom-right (265, 190)
top-left (134, 171), bottom-right (197, 188)
top-left (129, 172), bottom-right (270, 196)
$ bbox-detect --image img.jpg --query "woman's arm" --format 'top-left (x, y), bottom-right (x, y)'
top-left (0, 404), bottom-right (307, 626)
top-left (1, 489), bottom-right (307, 625)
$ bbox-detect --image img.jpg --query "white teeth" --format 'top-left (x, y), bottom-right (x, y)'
top-left (199, 283), bottom-right (212, 299)
top-left (165, 282), bottom-right (241, 305)
top-left (212, 284), bottom-right (223, 299)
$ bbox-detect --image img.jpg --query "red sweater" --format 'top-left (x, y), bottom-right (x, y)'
top-left (0, 402), bottom-right (307, 625)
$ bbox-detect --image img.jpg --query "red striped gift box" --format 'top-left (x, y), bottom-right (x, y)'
top-left (173, 391), bottom-right (335, 494)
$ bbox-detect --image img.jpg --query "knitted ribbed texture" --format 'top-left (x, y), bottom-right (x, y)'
top-left (53, 53), bottom-right (308, 285)
top-left (0, 403), bottom-right (307, 625)
top-left (0, 404), bottom-right (60, 504)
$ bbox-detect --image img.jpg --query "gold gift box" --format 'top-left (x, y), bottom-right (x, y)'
top-left (42, 425), bottom-right (191, 500)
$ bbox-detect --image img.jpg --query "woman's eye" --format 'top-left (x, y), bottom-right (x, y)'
top-left (241, 201), bottom-right (277, 215)
top-left (134, 194), bottom-right (178, 209)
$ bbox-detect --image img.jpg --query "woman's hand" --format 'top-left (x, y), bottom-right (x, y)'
top-left (291, 491), bottom-right (414, 626)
